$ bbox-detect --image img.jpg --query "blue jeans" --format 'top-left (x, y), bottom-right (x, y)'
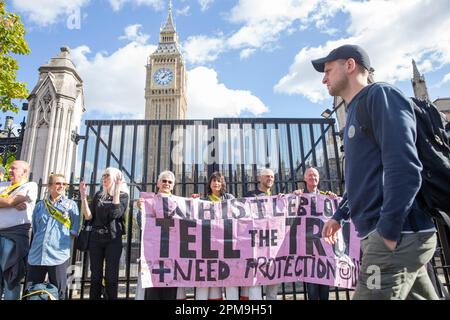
top-left (0, 236), bottom-right (22, 300)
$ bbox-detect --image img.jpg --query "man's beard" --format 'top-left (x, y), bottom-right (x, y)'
top-left (328, 75), bottom-right (348, 97)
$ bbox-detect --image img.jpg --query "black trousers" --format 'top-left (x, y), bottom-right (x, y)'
top-left (88, 234), bottom-right (123, 300)
top-left (306, 283), bottom-right (330, 300)
top-left (145, 287), bottom-right (177, 300)
top-left (27, 259), bottom-right (70, 300)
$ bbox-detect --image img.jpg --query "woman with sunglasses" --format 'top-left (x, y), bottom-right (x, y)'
top-left (136, 170), bottom-right (180, 300)
top-left (195, 171), bottom-right (237, 300)
top-left (79, 167), bottom-right (129, 300)
top-left (27, 174), bottom-right (80, 299)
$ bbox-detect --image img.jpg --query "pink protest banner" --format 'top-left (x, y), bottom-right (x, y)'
top-left (140, 192), bottom-right (361, 289)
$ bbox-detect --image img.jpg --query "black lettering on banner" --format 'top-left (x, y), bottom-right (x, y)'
top-left (152, 260), bottom-right (171, 283)
top-left (230, 198), bottom-right (247, 219)
top-left (249, 229), bottom-right (258, 247)
top-left (272, 198), bottom-right (284, 217)
top-left (250, 198), bottom-right (268, 219)
top-left (297, 196), bottom-right (308, 216)
top-left (184, 199), bottom-right (194, 220)
top-left (333, 222), bottom-right (351, 257)
top-left (174, 259), bottom-right (192, 280)
top-left (258, 257), bottom-right (268, 277)
top-left (287, 196), bottom-right (297, 216)
top-left (195, 259), bottom-right (205, 281)
top-left (221, 200), bottom-right (229, 219)
top-left (306, 217), bottom-right (326, 256)
top-left (218, 260), bottom-right (230, 280)
top-left (284, 255), bottom-right (294, 277)
top-left (285, 217), bottom-right (301, 254)
top-left (317, 258), bottom-right (327, 279)
top-left (275, 256), bottom-right (287, 278)
top-left (266, 258), bottom-right (276, 280)
top-left (294, 256), bottom-right (304, 276)
top-left (202, 220), bottom-right (219, 258)
top-left (206, 260), bottom-right (217, 281)
top-left (327, 259), bottom-right (336, 280)
top-left (271, 229), bottom-right (278, 246)
top-left (198, 201), bottom-right (216, 220)
top-left (224, 220), bottom-right (240, 258)
top-left (245, 258), bottom-right (258, 278)
top-left (310, 256), bottom-right (316, 277)
top-left (155, 218), bottom-right (174, 257)
top-left (310, 195), bottom-right (323, 216)
top-left (323, 198), bottom-right (333, 218)
top-left (259, 229), bottom-right (270, 247)
top-left (162, 196), bottom-right (186, 219)
top-left (179, 219), bottom-right (196, 258)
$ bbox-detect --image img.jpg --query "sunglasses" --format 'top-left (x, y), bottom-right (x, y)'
top-left (161, 179), bottom-right (173, 185)
top-left (102, 173), bottom-right (110, 178)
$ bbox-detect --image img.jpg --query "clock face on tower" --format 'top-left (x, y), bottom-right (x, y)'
top-left (153, 68), bottom-right (174, 86)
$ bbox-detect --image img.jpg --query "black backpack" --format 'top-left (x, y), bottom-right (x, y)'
top-left (356, 85), bottom-right (450, 227)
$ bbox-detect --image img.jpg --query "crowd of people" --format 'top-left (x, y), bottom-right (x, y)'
top-left (0, 44), bottom-right (448, 301)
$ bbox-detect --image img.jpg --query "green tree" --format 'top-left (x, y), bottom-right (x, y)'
top-left (0, 0), bottom-right (30, 113)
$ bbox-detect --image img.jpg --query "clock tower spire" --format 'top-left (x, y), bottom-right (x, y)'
top-left (144, 0), bottom-right (187, 120)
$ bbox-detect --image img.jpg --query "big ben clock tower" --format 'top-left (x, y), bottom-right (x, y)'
top-left (145, 0), bottom-right (187, 120)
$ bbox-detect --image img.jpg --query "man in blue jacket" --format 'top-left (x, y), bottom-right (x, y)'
top-left (313, 44), bottom-right (438, 300)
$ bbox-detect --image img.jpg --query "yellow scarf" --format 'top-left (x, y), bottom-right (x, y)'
top-left (265, 190), bottom-right (272, 196)
top-left (0, 181), bottom-right (25, 198)
top-left (44, 198), bottom-right (71, 229)
top-left (208, 193), bottom-right (222, 203)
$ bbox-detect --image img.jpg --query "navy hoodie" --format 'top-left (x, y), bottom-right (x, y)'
top-left (332, 82), bottom-right (435, 241)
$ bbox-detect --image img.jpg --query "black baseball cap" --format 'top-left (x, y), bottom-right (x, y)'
top-left (311, 44), bottom-right (371, 72)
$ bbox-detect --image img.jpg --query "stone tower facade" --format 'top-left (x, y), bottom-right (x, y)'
top-left (144, 1), bottom-right (187, 184)
top-left (411, 59), bottom-right (429, 101)
top-left (144, 1), bottom-right (187, 120)
top-left (21, 46), bottom-right (85, 183)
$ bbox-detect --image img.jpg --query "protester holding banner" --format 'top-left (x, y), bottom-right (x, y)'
top-left (137, 170), bottom-right (179, 300)
top-left (79, 167), bottom-right (129, 300)
top-left (241, 168), bottom-right (280, 300)
top-left (314, 45), bottom-right (438, 299)
top-left (27, 174), bottom-right (80, 299)
top-left (301, 167), bottom-right (337, 300)
top-left (195, 171), bottom-right (237, 300)
top-left (0, 160), bottom-right (37, 300)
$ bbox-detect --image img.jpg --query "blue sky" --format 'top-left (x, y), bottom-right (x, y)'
top-left (5, 0), bottom-right (450, 128)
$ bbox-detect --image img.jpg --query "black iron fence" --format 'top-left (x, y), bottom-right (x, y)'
top-left (31, 117), bottom-right (450, 299)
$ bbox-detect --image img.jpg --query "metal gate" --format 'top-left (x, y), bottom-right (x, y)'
top-left (69, 117), bottom-right (344, 299)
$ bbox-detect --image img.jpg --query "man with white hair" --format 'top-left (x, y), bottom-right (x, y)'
top-left (241, 168), bottom-right (280, 300)
top-left (0, 160), bottom-right (38, 300)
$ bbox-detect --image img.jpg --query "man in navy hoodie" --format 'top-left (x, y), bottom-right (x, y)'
top-left (313, 44), bottom-right (438, 300)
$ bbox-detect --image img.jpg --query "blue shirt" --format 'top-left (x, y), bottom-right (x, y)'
top-left (28, 196), bottom-right (81, 266)
top-left (332, 83), bottom-right (435, 241)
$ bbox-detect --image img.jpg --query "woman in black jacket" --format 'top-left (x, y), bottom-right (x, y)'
top-left (80, 167), bottom-right (129, 299)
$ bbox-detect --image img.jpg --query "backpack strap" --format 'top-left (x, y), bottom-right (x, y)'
top-left (356, 85), bottom-right (378, 147)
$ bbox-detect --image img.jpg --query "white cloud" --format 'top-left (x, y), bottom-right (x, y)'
top-left (239, 48), bottom-right (256, 60)
top-left (187, 67), bottom-right (268, 118)
top-left (183, 35), bottom-right (226, 64)
top-left (119, 24), bottom-right (150, 44)
top-left (108, 0), bottom-right (164, 11)
top-left (198, 0), bottom-right (214, 11)
top-left (275, 0), bottom-right (450, 103)
top-left (12, 0), bottom-right (89, 26)
top-left (176, 6), bottom-right (190, 16)
top-left (182, 0), bottom-right (332, 64)
top-left (71, 40), bottom-right (156, 118)
top-left (437, 73), bottom-right (450, 88)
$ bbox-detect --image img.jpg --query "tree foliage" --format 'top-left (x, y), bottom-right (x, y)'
top-left (0, 0), bottom-right (30, 113)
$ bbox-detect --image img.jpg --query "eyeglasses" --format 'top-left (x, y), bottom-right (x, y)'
top-left (161, 179), bottom-right (173, 185)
